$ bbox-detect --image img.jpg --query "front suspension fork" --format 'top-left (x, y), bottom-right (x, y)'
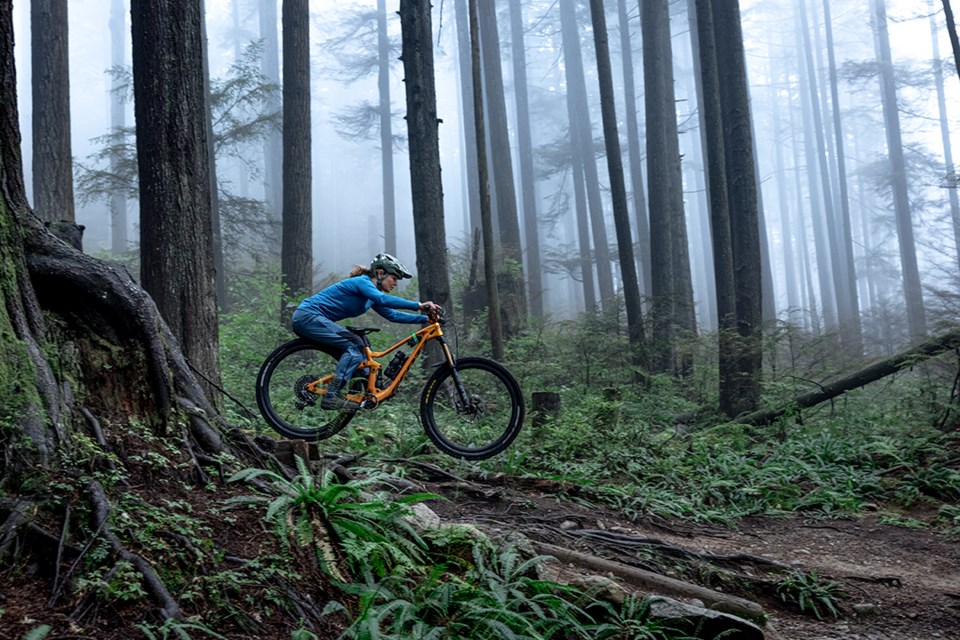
top-left (437, 336), bottom-right (471, 410)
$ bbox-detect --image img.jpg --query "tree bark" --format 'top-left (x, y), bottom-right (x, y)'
top-left (31, 0), bottom-right (74, 224)
top-left (132, 0), bottom-right (222, 403)
top-left (469, 0), bottom-right (503, 360)
top-left (692, 0), bottom-right (738, 417)
top-left (201, 2), bottom-right (227, 314)
top-left (643, 0), bottom-right (693, 371)
top-left (399, 0), bottom-right (452, 318)
top-left (617, 0), bottom-right (652, 298)
top-left (713, 0), bottom-right (763, 413)
top-left (589, 0), bottom-right (646, 363)
top-left (478, 0), bottom-right (527, 334)
top-left (559, 0), bottom-right (615, 312)
top-left (872, 0), bottom-right (927, 341)
top-left (281, 0), bottom-right (313, 302)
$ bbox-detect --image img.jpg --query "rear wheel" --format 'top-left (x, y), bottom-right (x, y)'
top-left (420, 357), bottom-right (524, 460)
top-left (255, 339), bottom-right (357, 441)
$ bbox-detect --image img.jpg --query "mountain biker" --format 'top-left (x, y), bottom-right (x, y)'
top-left (291, 253), bottom-right (441, 411)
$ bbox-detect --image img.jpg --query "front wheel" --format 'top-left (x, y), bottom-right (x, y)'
top-left (255, 339), bottom-right (357, 441)
top-left (420, 357), bottom-right (524, 460)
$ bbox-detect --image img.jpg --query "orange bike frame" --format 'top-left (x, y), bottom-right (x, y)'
top-left (304, 320), bottom-right (455, 405)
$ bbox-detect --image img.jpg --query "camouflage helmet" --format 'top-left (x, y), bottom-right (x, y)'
top-left (371, 253), bottom-right (414, 279)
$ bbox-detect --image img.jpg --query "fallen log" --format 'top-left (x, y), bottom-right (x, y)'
top-left (534, 541), bottom-right (766, 623)
top-left (736, 329), bottom-right (960, 426)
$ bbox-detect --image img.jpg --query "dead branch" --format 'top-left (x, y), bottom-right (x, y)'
top-left (558, 528), bottom-right (791, 571)
top-left (535, 541), bottom-right (766, 623)
top-left (737, 329), bottom-right (960, 426)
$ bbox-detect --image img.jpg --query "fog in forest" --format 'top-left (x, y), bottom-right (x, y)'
top-left (14, 0), bottom-right (960, 350)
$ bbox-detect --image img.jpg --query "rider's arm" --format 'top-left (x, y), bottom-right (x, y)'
top-left (355, 277), bottom-right (420, 311)
top-left (373, 306), bottom-right (429, 324)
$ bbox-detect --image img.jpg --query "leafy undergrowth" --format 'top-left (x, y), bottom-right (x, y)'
top-left (5, 282), bottom-right (956, 638)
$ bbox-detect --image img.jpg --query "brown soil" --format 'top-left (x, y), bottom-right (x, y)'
top-left (420, 474), bottom-right (960, 640)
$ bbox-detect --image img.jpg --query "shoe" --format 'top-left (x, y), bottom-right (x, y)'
top-left (321, 376), bottom-right (360, 411)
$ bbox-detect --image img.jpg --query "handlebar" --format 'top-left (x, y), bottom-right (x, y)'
top-left (429, 305), bottom-right (446, 325)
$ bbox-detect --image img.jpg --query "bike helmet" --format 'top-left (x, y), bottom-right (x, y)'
top-left (370, 253), bottom-right (414, 279)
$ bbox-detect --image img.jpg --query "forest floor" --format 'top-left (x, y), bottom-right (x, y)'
top-left (2, 459), bottom-right (957, 640)
top-left (416, 469), bottom-right (960, 640)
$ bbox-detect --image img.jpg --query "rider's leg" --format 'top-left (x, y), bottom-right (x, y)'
top-left (291, 311), bottom-right (364, 410)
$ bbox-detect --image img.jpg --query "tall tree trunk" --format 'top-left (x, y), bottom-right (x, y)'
top-left (131, 0), bottom-right (222, 402)
top-left (378, 0), bottom-right (398, 256)
top-left (769, 56), bottom-right (802, 323)
top-left (642, 0), bottom-right (686, 370)
top-left (943, 0), bottom-right (960, 83)
top-left (589, 0), bottom-right (646, 364)
top-left (712, 0), bottom-right (763, 414)
top-left (109, 0), bottom-right (127, 253)
top-left (798, 0), bottom-right (855, 351)
top-left (559, 0), bottom-right (615, 311)
top-left (872, 0), bottom-right (927, 340)
top-left (617, 0), bottom-right (652, 298)
top-left (469, 0), bottom-right (503, 360)
top-left (692, 0), bottom-right (738, 416)
top-left (508, 0), bottom-right (544, 320)
top-left (231, 0), bottom-right (249, 199)
top-left (399, 0), bottom-right (452, 319)
top-left (31, 0), bottom-right (74, 225)
top-left (1, 1), bottom-right (56, 465)
top-left (478, 0), bottom-right (527, 332)
top-left (259, 0), bottom-right (283, 261)
top-left (930, 0), bottom-right (960, 273)
top-left (201, 1), bottom-right (227, 313)
top-left (573, 151), bottom-right (598, 312)
top-left (794, 8), bottom-right (837, 332)
top-left (454, 0), bottom-right (481, 236)
top-left (822, 0), bottom-right (862, 356)
top-left (280, 0), bottom-right (312, 302)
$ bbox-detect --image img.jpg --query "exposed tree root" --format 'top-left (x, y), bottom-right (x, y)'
top-left (87, 480), bottom-right (182, 620)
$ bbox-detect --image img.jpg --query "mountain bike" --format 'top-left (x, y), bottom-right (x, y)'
top-left (255, 310), bottom-right (524, 460)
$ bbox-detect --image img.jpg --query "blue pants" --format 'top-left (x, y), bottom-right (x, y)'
top-left (291, 310), bottom-right (366, 383)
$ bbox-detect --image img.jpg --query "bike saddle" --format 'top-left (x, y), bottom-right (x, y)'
top-left (345, 327), bottom-right (381, 336)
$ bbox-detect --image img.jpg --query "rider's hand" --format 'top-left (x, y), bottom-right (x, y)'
top-left (419, 301), bottom-right (441, 321)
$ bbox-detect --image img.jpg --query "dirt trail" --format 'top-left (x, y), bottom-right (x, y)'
top-left (423, 476), bottom-right (960, 640)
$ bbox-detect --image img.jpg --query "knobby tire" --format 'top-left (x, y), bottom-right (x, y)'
top-left (419, 357), bottom-right (525, 460)
top-left (255, 339), bottom-right (356, 441)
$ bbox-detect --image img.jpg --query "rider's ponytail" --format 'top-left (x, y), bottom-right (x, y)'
top-left (349, 264), bottom-right (374, 278)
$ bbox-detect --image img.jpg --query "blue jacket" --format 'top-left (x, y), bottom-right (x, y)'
top-left (297, 276), bottom-right (427, 324)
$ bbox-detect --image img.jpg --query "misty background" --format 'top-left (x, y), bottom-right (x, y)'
top-left (12, 0), bottom-right (960, 337)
